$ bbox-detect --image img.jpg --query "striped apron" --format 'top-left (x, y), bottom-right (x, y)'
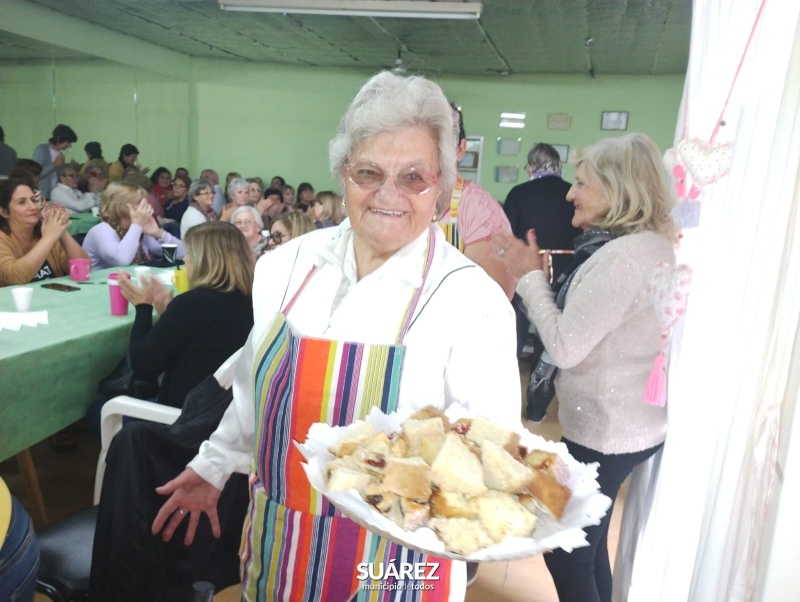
top-left (241, 230), bottom-right (453, 602)
top-left (439, 176), bottom-right (464, 252)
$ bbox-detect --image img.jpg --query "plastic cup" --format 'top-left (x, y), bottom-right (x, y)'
top-left (69, 258), bottom-right (90, 281)
top-left (108, 273), bottom-right (129, 316)
top-left (161, 244), bottom-right (178, 264)
top-left (133, 266), bottom-right (151, 286)
top-left (91, 206), bottom-right (100, 217)
top-left (11, 287), bottom-right (33, 312)
top-left (172, 268), bottom-right (189, 294)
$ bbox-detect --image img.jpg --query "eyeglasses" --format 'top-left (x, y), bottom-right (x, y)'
top-left (62, 173), bottom-right (77, 179)
top-left (234, 219), bottom-right (256, 227)
top-left (269, 231), bottom-right (284, 242)
top-left (344, 162), bottom-right (438, 195)
top-left (195, 190), bottom-right (212, 196)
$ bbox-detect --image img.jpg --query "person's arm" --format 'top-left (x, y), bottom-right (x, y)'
top-left (51, 186), bottom-right (95, 213)
top-left (90, 223), bottom-right (144, 267)
top-left (444, 282), bottom-right (522, 430)
top-left (517, 238), bottom-right (660, 369)
top-left (188, 333), bottom-right (256, 489)
top-left (141, 221), bottom-right (186, 259)
top-left (459, 184), bottom-right (517, 299)
top-left (54, 231), bottom-right (89, 274)
top-left (0, 207), bottom-right (71, 285)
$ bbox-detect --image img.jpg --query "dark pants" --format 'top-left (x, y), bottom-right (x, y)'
top-left (0, 494), bottom-right (40, 602)
top-left (544, 438), bottom-right (662, 602)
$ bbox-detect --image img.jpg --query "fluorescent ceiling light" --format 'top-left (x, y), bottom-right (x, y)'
top-left (218, 0), bottom-right (483, 20)
top-left (500, 112), bottom-right (526, 120)
top-left (499, 121), bottom-right (525, 129)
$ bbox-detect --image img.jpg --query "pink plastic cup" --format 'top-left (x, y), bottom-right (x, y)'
top-left (108, 273), bottom-right (129, 316)
top-left (69, 258), bottom-right (90, 281)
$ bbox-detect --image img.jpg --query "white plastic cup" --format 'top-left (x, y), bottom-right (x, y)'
top-left (91, 206), bottom-right (100, 217)
top-left (133, 266), bottom-right (152, 286)
top-left (12, 287), bottom-right (33, 312)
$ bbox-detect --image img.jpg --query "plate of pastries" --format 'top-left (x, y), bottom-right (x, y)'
top-left (296, 404), bottom-right (611, 561)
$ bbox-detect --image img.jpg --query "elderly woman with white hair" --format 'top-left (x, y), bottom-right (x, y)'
top-left (219, 178), bottom-right (249, 223)
top-left (230, 205), bottom-right (268, 258)
top-left (152, 72), bottom-right (521, 601)
top-left (495, 133), bottom-right (677, 602)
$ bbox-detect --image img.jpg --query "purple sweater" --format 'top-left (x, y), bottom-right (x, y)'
top-left (82, 222), bottom-right (185, 270)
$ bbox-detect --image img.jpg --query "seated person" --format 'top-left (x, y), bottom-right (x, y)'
top-left (108, 143), bottom-right (148, 182)
top-left (266, 211), bottom-right (315, 251)
top-left (0, 477), bottom-right (40, 602)
top-left (50, 164), bottom-right (102, 212)
top-left (246, 178), bottom-right (263, 204)
top-left (255, 187), bottom-right (292, 221)
top-left (310, 190), bottom-right (344, 228)
top-left (79, 141), bottom-right (109, 177)
top-left (231, 205), bottom-right (268, 258)
top-left (117, 221), bottom-right (254, 408)
top-left (77, 165), bottom-right (109, 198)
top-left (150, 167), bottom-right (174, 208)
top-left (8, 159), bottom-right (44, 205)
top-left (219, 178), bottom-right (249, 223)
top-left (0, 178), bottom-right (88, 286)
top-left (82, 181), bottom-right (185, 270)
top-left (181, 178), bottom-right (217, 238)
top-left (165, 174), bottom-right (191, 223)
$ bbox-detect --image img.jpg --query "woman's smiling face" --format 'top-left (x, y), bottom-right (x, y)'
top-left (567, 163), bottom-right (611, 231)
top-left (343, 127), bottom-right (440, 259)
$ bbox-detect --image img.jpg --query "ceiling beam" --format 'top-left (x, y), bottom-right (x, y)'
top-left (0, 0), bottom-right (192, 78)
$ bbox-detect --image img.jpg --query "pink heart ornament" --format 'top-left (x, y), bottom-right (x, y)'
top-left (677, 139), bottom-right (733, 186)
top-left (646, 263), bottom-right (693, 332)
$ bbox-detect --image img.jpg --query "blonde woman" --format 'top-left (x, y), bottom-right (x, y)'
top-left (82, 181), bottom-right (185, 270)
top-left (117, 221), bottom-right (255, 409)
top-left (266, 211), bottom-right (314, 250)
top-left (309, 190), bottom-right (345, 228)
top-left (495, 132), bottom-right (677, 602)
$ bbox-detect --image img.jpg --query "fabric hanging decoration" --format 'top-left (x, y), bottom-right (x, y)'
top-left (643, 262), bottom-right (693, 405)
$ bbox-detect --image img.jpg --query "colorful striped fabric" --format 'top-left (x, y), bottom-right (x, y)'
top-left (439, 176), bottom-right (464, 253)
top-left (240, 227), bottom-right (452, 601)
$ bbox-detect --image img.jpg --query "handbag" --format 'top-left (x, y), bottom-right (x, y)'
top-left (98, 353), bottom-right (160, 400)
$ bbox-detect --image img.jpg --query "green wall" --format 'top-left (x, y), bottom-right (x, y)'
top-left (1, 57), bottom-right (683, 201)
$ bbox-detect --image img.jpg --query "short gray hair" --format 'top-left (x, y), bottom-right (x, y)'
top-left (329, 71), bottom-right (457, 217)
top-left (188, 178), bottom-right (212, 200)
top-left (231, 205), bottom-right (264, 229)
top-left (527, 143), bottom-right (562, 172)
top-left (227, 177), bottom-right (249, 198)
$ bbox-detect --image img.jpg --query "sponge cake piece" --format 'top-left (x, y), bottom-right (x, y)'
top-left (466, 416), bottom-right (521, 456)
top-left (429, 489), bottom-right (478, 520)
top-left (401, 417), bottom-right (447, 464)
top-left (475, 491), bottom-right (538, 543)
top-left (381, 456), bottom-right (432, 500)
top-left (480, 440), bottom-right (534, 494)
top-left (429, 517), bottom-right (494, 555)
top-left (430, 433), bottom-right (487, 496)
top-left (328, 422), bottom-right (377, 457)
top-left (523, 470), bottom-right (571, 520)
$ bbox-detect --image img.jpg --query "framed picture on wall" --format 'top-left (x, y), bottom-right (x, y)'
top-left (601, 111), bottom-right (629, 131)
top-left (458, 151), bottom-right (479, 170)
top-left (497, 138), bottom-right (522, 156)
top-left (495, 166), bottom-right (519, 183)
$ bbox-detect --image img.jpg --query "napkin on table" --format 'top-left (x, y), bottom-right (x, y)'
top-left (0, 311), bottom-right (49, 332)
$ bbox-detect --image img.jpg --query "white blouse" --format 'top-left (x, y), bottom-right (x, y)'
top-left (189, 221), bottom-right (521, 489)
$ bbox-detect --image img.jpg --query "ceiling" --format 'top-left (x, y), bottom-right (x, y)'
top-left (1, 0), bottom-right (691, 76)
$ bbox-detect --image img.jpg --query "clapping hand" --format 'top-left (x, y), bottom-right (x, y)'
top-left (40, 204), bottom-right (71, 242)
top-left (128, 199), bottom-right (154, 228)
top-left (492, 230), bottom-right (547, 279)
top-left (118, 271), bottom-right (153, 306)
top-left (146, 277), bottom-right (174, 316)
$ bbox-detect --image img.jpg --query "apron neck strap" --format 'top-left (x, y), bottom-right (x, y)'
top-left (281, 227), bottom-right (437, 344)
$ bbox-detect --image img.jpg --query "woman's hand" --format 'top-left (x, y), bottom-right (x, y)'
top-left (493, 230), bottom-right (548, 278)
top-left (118, 271), bottom-right (153, 306)
top-left (219, 203), bottom-right (235, 223)
top-left (146, 278), bottom-right (174, 315)
top-left (141, 215), bottom-right (163, 239)
top-left (128, 199), bottom-right (153, 228)
top-left (151, 468), bottom-right (222, 545)
top-left (40, 204), bottom-right (71, 242)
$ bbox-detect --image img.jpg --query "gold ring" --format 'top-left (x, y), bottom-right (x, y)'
top-left (178, 509), bottom-right (186, 515)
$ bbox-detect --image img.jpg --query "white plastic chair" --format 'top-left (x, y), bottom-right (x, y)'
top-left (93, 348), bottom-right (241, 504)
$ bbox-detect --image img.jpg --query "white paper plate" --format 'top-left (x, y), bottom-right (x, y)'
top-left (295, 404), bottom-right (611, 562)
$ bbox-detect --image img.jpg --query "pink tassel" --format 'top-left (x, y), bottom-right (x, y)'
top-left (643, 352), bottom-right (667, 406)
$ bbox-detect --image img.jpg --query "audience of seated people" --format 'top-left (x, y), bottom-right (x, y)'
top-left (246, 177), bottom-right (263, 204)
top-left (181, 178), bottom-right (218, 238)
top-left (280, 183), bottom-right (294, 207)
top-left (220, 177), bottom-right (249, 222)
top-left (82, 181), bottom-right (185, 270)
top-left (267, 211), bottom-right (315, 251)
top-left (49, 164), bottom-right (103, 213)
top-left (294, 181), bottom-right (315, 212)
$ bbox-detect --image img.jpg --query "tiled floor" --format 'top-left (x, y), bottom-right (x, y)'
top-left (1, 362), bottom-right (625, 602)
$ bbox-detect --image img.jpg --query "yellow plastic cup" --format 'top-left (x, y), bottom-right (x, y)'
top-left (172, 268), bottom-right (189, 294)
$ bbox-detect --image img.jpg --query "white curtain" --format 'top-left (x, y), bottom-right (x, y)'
top-left (614, 1), bottom-right (800, 601)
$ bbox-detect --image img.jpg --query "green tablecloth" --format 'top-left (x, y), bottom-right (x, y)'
top-left (0, 267), bottom-right (172, 461)
top-left (67, 212), bottom-right (100, 236)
